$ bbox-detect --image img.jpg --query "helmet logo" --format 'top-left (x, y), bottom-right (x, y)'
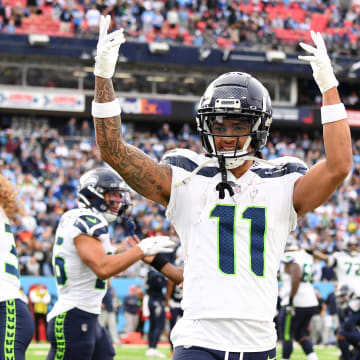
top-left (215, 99), bottom-right (241, 109)
top-left (84, 176), bottom-right (97, 187)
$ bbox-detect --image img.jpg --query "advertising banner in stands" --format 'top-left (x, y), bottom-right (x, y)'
top-left (119, 97), bottom-right (171, 115)
top-left (0, 90), bottom-right (85, 112)
top-left (272, 107), bottom-right (299, 121)
top-left (346, 110), bottom-right (360, 127)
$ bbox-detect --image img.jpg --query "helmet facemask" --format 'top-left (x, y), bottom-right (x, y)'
top-left (103, 189), bottom-right (131, 223)
top-left (201, 114), bottom-right (262, 169)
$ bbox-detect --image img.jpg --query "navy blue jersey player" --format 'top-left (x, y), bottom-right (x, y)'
top-left (46, 168), bottom-right (174, 360)
top-left (0, 174), bottom-right (34, 360)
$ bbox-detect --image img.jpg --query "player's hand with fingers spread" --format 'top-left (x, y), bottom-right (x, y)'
top-left (298, 30), bottom-right (338, 94)
top-left (137, 235), bottom-right (175, 256)
top-left (94, 14), bottom-right (126, 79)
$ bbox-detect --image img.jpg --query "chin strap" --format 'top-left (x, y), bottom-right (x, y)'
top-left (216, 155), bottom-right (234, 199)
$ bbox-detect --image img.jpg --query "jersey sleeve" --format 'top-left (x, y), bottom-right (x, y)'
top-left (72, 212), bottom-right (108, 240)
top-left (282, 252), bottom-right (295, 264)
top-left (162, 149), bottom-right (201, 227)
top-left (274, 156), bottom-right (309, 232)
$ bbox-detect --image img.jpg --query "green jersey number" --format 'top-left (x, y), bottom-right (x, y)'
top-left (210, 205), bottom-right (266, 277)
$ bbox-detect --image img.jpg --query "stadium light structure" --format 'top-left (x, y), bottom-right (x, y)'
top-left (148, 42), bottom-right (170, 55)
top-left (28, 34), bottom-right (50, 47)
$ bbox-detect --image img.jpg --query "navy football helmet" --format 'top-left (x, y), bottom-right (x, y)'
top-left (196, 72), bottom-right (272, 169)
top-left (78, 167), bottom-right (131, 222)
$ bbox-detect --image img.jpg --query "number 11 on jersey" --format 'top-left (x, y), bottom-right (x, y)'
top-left (210, 205), bottom-right (267, 277)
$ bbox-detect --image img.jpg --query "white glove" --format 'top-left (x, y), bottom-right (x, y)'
top-left (298, 30), bottom-right (338, 94)
top-left (137, 236), bottom-right (175, 256)
top-left (94, 15), bottom-right (126, 79)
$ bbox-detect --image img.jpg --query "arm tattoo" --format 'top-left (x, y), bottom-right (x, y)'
top-left (93, 77), bottom-right (171, 202)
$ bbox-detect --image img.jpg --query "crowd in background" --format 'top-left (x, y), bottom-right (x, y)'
top-left (1, 0), bottom-right (360, 56)
top-left (0, 117), bottom-right (359, 283)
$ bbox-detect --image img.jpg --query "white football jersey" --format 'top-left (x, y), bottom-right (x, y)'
top-left (328, 251), bottom-right (360, 293)
top-left (47, 208), bottom-right (112, 321)
top-left (164, 149), bottom-right (307, 322)
top-left (0, 207), bottom-right (21, 302)
top-left (279, 249), bottom-right (319, 307)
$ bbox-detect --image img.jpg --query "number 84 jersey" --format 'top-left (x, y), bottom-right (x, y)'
top-left (47, 208), bottom-right (112, 322)
top-left (164, 149), bottom-right (307, 322)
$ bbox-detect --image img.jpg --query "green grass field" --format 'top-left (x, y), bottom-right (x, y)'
top-left (26, 342), bottom-right (339, 359)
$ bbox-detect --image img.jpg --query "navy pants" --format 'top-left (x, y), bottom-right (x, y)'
top-left (0, 298), bottom-right (35, 360)
top-left (278, 306), bottom-right (318, 341)
top-left (173, 346), bottom-right (276, 360)
top-left (47, 307), bottom-right (115, 360)
top-left (148, 297), bottom-right (165, 349)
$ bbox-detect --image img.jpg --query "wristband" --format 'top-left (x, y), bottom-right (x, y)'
top-left (321, 103), bottom-right (347, 125)
top-left (91, 99), bottom-right (121, 118)
top-left (289, 297), bottom-right (294, 306)
top-left (150, 254), bottom-right (169, 272)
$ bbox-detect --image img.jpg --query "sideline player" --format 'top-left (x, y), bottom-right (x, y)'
top-left (46, 167), bottom-right (174, 360)
top-left (311, 236), bottom-right (360, 294)
top-left (0, 174), bottom-right (35, 360)
top-left (279, 237), bottom-right (319, 360)
top-left (92, 18), bottom-right (352, 359)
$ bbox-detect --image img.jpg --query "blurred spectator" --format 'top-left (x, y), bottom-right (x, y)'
top-left (99, 281), bottom-right (120, 346)
top-left (135, 285), bottom-right (145, 336)
top-left (79, 120), bottom-right (92, 137)
top-left (60, 4), bottom-right (73, 33)
top-left (123, 284), bottom-right (140, 334)
top-left (85, 4), bottom-right (100, 36)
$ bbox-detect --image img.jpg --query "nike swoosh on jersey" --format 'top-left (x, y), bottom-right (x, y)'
top-left (85, 216), bottom-right (98, 224)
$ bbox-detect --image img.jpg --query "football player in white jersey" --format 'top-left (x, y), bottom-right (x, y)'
top-left (279, 237), bottom-right (319, 360)
top-left (0, 174), bottom-right (35, 360)
top-left (46, 167), bottom-right (175, 360)
top-left (311, 236), bottom-right (360, 294)
top-left (92, 17), bottom-right (352, 359)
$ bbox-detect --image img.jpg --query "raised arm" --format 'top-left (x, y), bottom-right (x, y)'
top-left (294, 31), bottom-right (353, 217)
top-left (92, 16), bottom-right (172, 206)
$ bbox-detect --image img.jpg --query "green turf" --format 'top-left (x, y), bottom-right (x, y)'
top-left (25, 342), bottom-right (339, 359)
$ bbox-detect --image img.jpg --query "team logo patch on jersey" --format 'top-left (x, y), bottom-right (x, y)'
top-left (81, 323), bottom-right (88, 332)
